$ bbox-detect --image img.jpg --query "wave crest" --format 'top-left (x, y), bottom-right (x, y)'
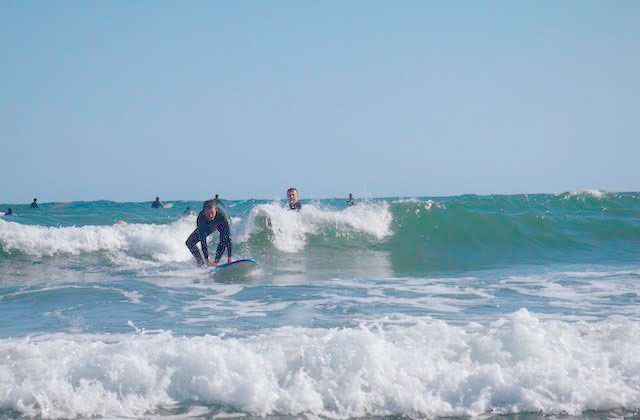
top-left (237, 202), bottom-right (393, 252)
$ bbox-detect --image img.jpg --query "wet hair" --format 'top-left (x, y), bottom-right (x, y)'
top-left (287, 188), bottom-right (298, 194)
top-left (155, 197), bottom-right (160, 201)
top-left (202, 200), bottom-right (215, 211)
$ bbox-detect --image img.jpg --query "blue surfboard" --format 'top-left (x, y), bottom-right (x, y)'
top-left (214, 259), bottom-right (259, 279)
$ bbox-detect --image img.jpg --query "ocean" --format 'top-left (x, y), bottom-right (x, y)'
top-left (1, 191), bottom-right (639, 418)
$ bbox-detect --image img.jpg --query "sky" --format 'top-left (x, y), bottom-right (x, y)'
top-left (1, 1), bottom-right (639, 202)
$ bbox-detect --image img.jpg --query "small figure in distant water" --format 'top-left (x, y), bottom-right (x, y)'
top-left (184, 206), bottom-right (192, 215)
top-left (185, 200), bottom-right (233, 266)
top-left (4, 208), bottom-right (13, 216)
top-left (287, 187), bottom-right (302, 211)
top-left (347, 193), bottom-right (356, 207)
top-left (31, 198), bottom-right (39, 208)
top-left (151, 197), bottom-right (163, 208)
top-left (212, 194), bottom-right (225, 207)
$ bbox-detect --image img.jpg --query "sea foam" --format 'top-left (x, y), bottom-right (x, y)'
top-left (0, 217), bottom-right (195, 261)
top-left (237, 202), bottom-right (393, 252)
top-left (1, 309), bottom-right (639, 418)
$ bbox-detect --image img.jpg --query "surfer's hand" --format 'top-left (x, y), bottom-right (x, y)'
top-left (206, 258), bottom-right (217, 266)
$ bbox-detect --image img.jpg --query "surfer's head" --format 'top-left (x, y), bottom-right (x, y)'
top-left (202, 200), bottom-right (217, 220)
top-left (287, 188), bottom-right (299, 205)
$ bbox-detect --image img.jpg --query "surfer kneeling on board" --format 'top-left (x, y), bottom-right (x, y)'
top-left (287, 188), bottom-right (302, 211)
top-left (185, 200), bottom-right (233, 266)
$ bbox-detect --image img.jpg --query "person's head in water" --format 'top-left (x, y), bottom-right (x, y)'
top-left (287, 188), bottom-right (299, 205)
top-left (155, 197), bottom-right (160, 202)
top-left (202, 200), bottom-right (217, 221)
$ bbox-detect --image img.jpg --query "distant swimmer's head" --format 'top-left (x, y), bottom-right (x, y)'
top-left (214, 194), bottom-right (219, 199)
top-left (202, 199), bottom-right (217, 220)
top-left (287, 188), bottom-right (299, 205)
top-left (33, 198), bottom-right (37, 203)
top-left (155, 197), bottom-right (160, 201)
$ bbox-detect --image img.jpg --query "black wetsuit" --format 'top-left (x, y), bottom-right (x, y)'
top-left (30, 202), bottom-right (38, 208)
top-left (347, 198), bottom-right (356, 207)
top-left (185, 208), bottom-right (232, 264)
top-left (289, 201), bottom-right (302, 211)
top-left (151, 201), bottom-right (163, 208)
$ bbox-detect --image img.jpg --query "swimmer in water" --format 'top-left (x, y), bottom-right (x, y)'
top-left (212, 194), bottom-right (225, 208)
top-left (151, 197), bottom-right (163, 208)
top-left (347, 193), bottom-right (356, 207)
top-left (30, 198), bottom-right (39, 208)
top-left (287, 188), bottom-right (302, 211)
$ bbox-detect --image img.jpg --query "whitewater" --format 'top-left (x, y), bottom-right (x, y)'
top-left (1, 192), bottom-right (640, 418)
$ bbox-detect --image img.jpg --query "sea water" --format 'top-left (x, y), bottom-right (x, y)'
top-left (1, 191), bottom-right (640, 418)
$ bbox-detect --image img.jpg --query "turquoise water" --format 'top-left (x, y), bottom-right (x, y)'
top-left (1, 191), bottom-right (640, 418)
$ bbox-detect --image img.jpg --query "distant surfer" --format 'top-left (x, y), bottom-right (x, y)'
top-left (287, 188), bottom-right (302, 211)
top-left (347, 194), bottom-right (356, 207)
top-left (212, 194), bottom-right (225, 208)
top-left (151, 197), bottom-right (163, 208)
top-left (30, 198), bottom-right (39, 208)
top-left (185, 200), bottom-right (233, 266)
top-left (4, 208), bottom-right (13, 216)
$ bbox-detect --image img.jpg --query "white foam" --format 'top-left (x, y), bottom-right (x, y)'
top-left (1, 310), bottom-right (640, 418)
top-left (0, 218), bottom-right (197, 262)
top-left (237, 202), bottom-right (393, 252)
top-left (560, 189), bottom-right (610, 199)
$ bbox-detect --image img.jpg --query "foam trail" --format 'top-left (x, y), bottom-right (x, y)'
top-left (1, 310), bottom-right (640, 418)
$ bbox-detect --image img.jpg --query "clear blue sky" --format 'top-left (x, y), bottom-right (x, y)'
top-left (1, 1), bottom-right (639, 202)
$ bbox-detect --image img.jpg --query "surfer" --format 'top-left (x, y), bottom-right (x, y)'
top-left (185, 200), bottom-right (233, 266)
top-left (30, 198), bottom-right (39, 208)
top-left (151, 197), bottom-right (163, 208)
top-left (347, 194), bottom-right (356, 207)
top-left (4, 208), bottom-right (13, 216)
top-left (212, 194), bottom-right (225, 207)
top-left (287, 188), bottom-right (302, 211)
